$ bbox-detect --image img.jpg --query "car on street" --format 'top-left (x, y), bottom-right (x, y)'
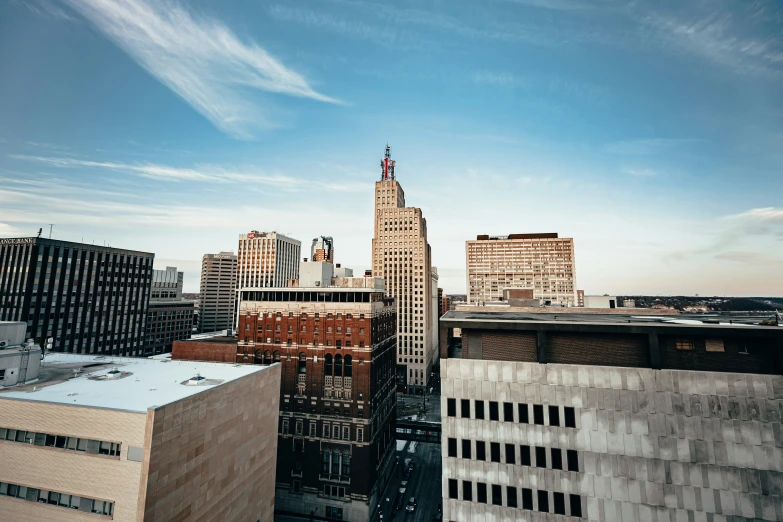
top-left (406, 497), bottom-right (417, 513)
top-left (394, 492), bottom-right (405, 510)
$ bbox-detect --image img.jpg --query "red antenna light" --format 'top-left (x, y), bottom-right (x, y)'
top-left (380, 144), bottom-right (396, 181)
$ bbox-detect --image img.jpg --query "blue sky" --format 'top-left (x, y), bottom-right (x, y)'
top-left (1, 0), bottom-right (781, 295)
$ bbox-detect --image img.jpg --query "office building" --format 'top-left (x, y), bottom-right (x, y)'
top-left (0, 353), bottom-right (280, 521)
top-left (371, 145), bottom-right (435, 394)
top-left (237, 231), bottom-right (301, 290)
top-left (466, 233), bottom-right (576, 307)
top-left (448, 295), bottom-right (467, 311)
top-left (231, 259), bottom-right (397, 521)
top-left (199, 251), bottom-right (237, 333)
top-left (312, 236), bottom-right (335, 263)
top-left (438, 310), bottom-right (783, 521)
top-left (0, 237), bottom-right (153, 355)
top-left (149, 266), bottom-right (182, 300)
top-left (577, 289), bottom-right (585, 307)
top-left (583, 295), bottom-right (620, 309)
top-left (144, 266), bottom-right (194, 356)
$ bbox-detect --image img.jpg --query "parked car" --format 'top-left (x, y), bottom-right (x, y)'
top-left (406, 497), bottom-right (417, 513)
top-left (394, 492), bottom-right (405, 510)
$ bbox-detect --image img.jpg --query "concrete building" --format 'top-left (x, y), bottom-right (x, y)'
top-left (144, 266), bottom-right (194, 356)
top-left (577, 290), bottom-right (585, 307)
top-left (149, 266), bottom-right (182, 300)
top-left (438, 288), bottom-right (444, 317)
top-left (449, 295), bottom-right (467, 311)
top-left (312, 236), bottom-right (335, 263)
top-left (199, 251), bottom-right (237, 334)
top-left (466, 233), bottom-right (577, 307)
top-left (583, 295), bottom-right (619, 309)
top-left (237, 231), bottom-right (301, 290)
top-left (371, 145), bottom-right (435, 394)
top-left (0, 237), bottom-right (154, 355)
top-left (438, 310), bottom-right (783, 522)
top-left (0, 322), bottom-right (41, 387)
top-left (0, 353), bottom-right (280, 521)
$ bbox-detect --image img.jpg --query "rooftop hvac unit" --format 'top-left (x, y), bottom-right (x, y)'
top-left (0, 340), bottom-right (8, 348)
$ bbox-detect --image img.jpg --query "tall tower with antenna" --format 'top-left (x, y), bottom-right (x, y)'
top-left (380, 144), bottom-right (396, 181)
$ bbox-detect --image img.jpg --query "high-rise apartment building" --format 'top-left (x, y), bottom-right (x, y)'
top-left (311, 235), bottom-right (334, 263)
top-left (0, 237), bottom-right (153, 355)
top-left (199, 251), bottom-right (237, 333)
top-left (371, 145), bottom-right (435, 394)
top-left (466, 233), bottom-right (576, 306)
top-left (144, 266), bottom-right (194, 356)
top-left (237, 231), bottom-right (301, 289)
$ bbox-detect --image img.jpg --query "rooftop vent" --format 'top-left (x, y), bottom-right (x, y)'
top-left (105, 367), bottom-right (122, 379)
top-left (184, 374), bottom-right (207, 386)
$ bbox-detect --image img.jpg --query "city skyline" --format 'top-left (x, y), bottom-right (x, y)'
top-left (1, 0), bottom-right (782, 297)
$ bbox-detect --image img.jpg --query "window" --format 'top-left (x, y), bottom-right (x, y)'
top-left (332, 425), bottom-right (340, 439)
top-left (461, 399), bottom-right (470, 418)
top-left (570, 494), bottom-right (583, 517)
top-left (295, 420), bottom-right (303, 436)
top-left (533, 405), bottom-right (544, 425)
top-left (554, 492), bottom-right (566, 515)
top-left (507, 486), bottom-right (517, 508)
top-left (519, 403), bottom-right (529, 423)
top-left (476, 482), bottom-right (487, 504)
top-left (538, 490), bottom-right (549, 512)
top-left (343, 426), bottom-right (350, 440)
top-left (549, 406), bottom-right (560, 427)
top-left (448, 438), bottom-right (457, 457)
top-left (535, 447), bottom-right (547, 468)
top-left (564, 407), bottom-right (576, 428)
top-left (520, 445), bottom-right (531, 466)
top-left (309, 423), bottom-right (316, 437)
top-left (462, 439), bottom-right (471, 459)
top-left (551, 448), bottom-right (563, 470)
top-left (492, 484), bottom-right (502, 505)
top-left (99, 441), bottom-right (120, 456)
top-left (522, 488), bottom-right (533, 510)
top-left (490, 442), bottom-right (500, 462)
top-left (476, 441), bottom-right (486, 461)
top-left (567, 450), bottom-right (579, 472)
top-left (505, 443), bottom-right (515, 464)
top-left (676, 339), bottom-right (694, 351)
top-left (448, 479), bottom-right (458, 499)
top-left (282, 420), bottom-right (289, 434)
top-left (503, 402), bottom-right (514, 422)
top-left (447, 398), bottom-right (456, 417)
top-left (489, 401), bottom-right (499, 421)
top-left (323, 425), bottom-right (330, 438)
top-left (475, 400), bottom-right (485, 419)
top-left (357, 428), bottom-right (363, 443)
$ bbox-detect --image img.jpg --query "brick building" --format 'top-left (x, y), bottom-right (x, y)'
top-left (438, 310), bottom-right (783, 521)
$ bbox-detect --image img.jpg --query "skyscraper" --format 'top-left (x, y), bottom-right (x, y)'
top-left (371, 145), bottom-right (435, 394)
top-left (144, 266), bottom-right (194, 355)
top-left (311, 235), bottom-right (334, 262)
top-left (0, 237), bottom-right (153, 355)
top-left (198, 251), bottom-right (237, 333)
top-left (237, 231), bottom-right (301, 289)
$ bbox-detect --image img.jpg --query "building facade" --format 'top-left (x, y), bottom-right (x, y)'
top-left (144, 266), bottom-right (194, 356)
top-left (439, 310), bottom-right (783, 521)
top-left (149, 266), bottom-right (182, 300)
top-left (0, 353), bottom-right (280, 522)
top-left (0, 237), bottom-right (153, 355)
top-left (237, 231), bottom-right (301, 290)
top-left (438, 288), bottom-right (444, 318)
top-left (235, 261), bottom-right (398, 521)
top-left (312, 236), bottom-right (335, 263)
top-left (199, 251), bottom-right (237, 333)
top-left (466, 233), bottom-right (577, 307)
top-left (371, 145), bottom-right (435, 394)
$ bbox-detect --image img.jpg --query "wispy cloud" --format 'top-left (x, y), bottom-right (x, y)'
top-left (13, 0), bottom-right (76, 21)
top-left (622, 168), bottom-right (657, 177)
top-left (727, 207), bottom-right (783, 223)
top-left (472, 71), bottom-right (521, 87)
top-left (604, 138), bottom-right (705, 155)
top-left (64, 0), bottom-right (338, 139)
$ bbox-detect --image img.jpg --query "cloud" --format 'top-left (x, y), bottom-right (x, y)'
top-left (14, 0), bottom-right (76, 21)
top-left (10, 154), bottom-right (365, 193)
top-left (714, 250), bottom-right (782, 265)
top-left (604, 138), bottom-right (705, 155)
top-left (472, 71), bottom-right (520, 87)
top-left (622, 168), bottom-right (657, 177)
top-left (64, 0), bottom-right (338, 139)
top-left (726, 207), bottom-right (783, 224)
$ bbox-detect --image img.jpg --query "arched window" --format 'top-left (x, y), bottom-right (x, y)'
top-left (344, 355), bottom-right (352, 377)
top-left (254, 350), bottom-right (264, 363)
top-left (334, 354), bottom-right (343, 377)
top-left (324, 354), bottom-right (333, 375)
top-left (298, 353), bottom-right (307, 374)
top-left (273, 350), bottom-right (280, 362)
top-left (263, 350), bottom-right (272, 365)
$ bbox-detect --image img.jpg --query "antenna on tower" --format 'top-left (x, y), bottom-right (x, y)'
top-left (48, 224), bottom-right (54, 239)
top-left (380, 144), bottom-right (396, 181)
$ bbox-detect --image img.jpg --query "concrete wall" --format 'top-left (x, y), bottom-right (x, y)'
top-left (0, 322), bottom-right (26, 346)
top-left (442, 358), bottom-right (783, 521)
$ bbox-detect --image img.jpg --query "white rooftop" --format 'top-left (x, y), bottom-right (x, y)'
top-left (0, 353), bottom-right (271, 413)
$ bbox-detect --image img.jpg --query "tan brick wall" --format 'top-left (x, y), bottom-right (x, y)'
top-left (142, 364), bottom-right (281, 521)
top-left (0, 400), bottom-right (147, 522)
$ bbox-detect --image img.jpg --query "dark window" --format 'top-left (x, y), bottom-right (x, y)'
top-left (564, 407), bottom-right (576, 428)
top-left (448, 479), bottom-right (458, 499)
top-left (535, 447), bottom-right (547, 468)
top-left (570, 494), bottom-right (582, 517)
top-left (506, 486), bottom-right (517, 508)
top-left (463, 481), bottom-right (473, 501)
top-left (462, 439), bottom-right (471, 459)
top-left (447, 398), bottom-right (456, 417)
top-left (549, 406), bottom-right (560, 427)
top-left (520, 445), bottom-right (531, 466)
top-left (538, 490), bottom-right (549, 512)
top-left (490, 442), bottom-right (500, 463)
top-left (503, 402), bottom-right (514, 422)
top-left (475, 401), bottom-right (485, 420)
top-left (505, 444), bottom-right (515, 464)
top-left (522, 488), bottom-right (533, 510)
top-left (491, 484), bottom-right (502, 505)
top-left (477, 483), bottom-right (487, 504)
top-left (476, 441), bottom-right (486, 461)
top-left (554, 492), bottom-right (566, 515)
top-left (461, 399), bottom-right (471, 418)
top-left (519, 403), bottom-right (529, 423)
top-left (489, 401), bottom-right (499, 421)
top-left (533, 405), bottom-right (544, 425)
top-left (448, 438), bottom-right (457, 458)
top-left (567, 450), bottom-right (579, 472)
top-left (551, 448), bottom-right (563, 470)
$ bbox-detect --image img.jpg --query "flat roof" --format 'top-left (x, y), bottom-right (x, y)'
top-left (0, 353), bottom-right (270, 413)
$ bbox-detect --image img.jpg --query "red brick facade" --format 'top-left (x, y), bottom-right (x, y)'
top-left (171, 338), bottom-right (237, 363)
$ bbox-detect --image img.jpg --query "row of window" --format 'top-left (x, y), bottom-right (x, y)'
top-left (0, 428), bottom-right (121, 457)
top-left (447, 479), bottom-right (582, 517)
top-left (447, 438), bottom-right (579, 471)
top-left (281, 419), bottom-right (364, 442)
top-left (0, 482), bottom-right (114, 516)
top-left (447, 399), bottom-right (577, 428)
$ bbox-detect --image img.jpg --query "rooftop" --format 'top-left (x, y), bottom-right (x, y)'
top-left (0, 353), bottom-right (269, 413)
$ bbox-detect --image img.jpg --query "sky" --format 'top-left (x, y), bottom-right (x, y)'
top-left (0, 0), bottom-right (781, 296)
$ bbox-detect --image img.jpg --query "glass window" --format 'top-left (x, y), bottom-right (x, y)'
top-left (538, 490), bottom-right (549, 512)
top-left (535, 447), bottom-right (547, 468)
top-left (490, 442), bottom-right (500, 463)
top-left (476, 482), bottom-right (487, 504)
top-left (448, 479), bottom-right (458, 499)
top-left (475, 401), bottom-right (485, 420)
top-left (491, 484), bottom-right (502, 506)
top-left (507, 486), bottom-right (517, 508)
top-left (448, 438), bottom-right (457, 458)
top-left (489, 401), bottom-right (499, 421)
top-left (447, 398), bottom-right (456, 417)
top-left (564, 407), bottom-right (576, 428)
top-left (476, 441), bottom-right (486, 461)
top-left (461, 399), bottom-right (470, 418)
